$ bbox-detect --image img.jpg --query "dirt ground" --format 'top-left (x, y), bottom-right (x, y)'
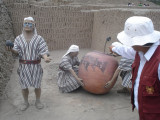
top-left (1, 0), bottom-right (159, 120)
top-left (0, 49), bottom-right (139, 120)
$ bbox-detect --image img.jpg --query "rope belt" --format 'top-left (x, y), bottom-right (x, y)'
top-left (19, 59), bottom-right (41, 64)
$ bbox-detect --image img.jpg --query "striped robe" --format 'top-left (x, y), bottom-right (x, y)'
top-left (118, 57), bottom-right (133, 88)
top-left (13, 34), bottom-right (49, 89)
top-left (57, 55), bottom-right (81, 93)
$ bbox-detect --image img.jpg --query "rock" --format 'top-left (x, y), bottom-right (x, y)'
top-left (0, 1), bottom-right (14, 97)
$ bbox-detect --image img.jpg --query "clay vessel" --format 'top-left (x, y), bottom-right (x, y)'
top-left (78, 51), bottom-right (118, 94)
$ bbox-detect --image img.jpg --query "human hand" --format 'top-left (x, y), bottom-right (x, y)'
top-left (44, 57), bottom-right (52, 63)
top-left (109, 45), bottom-right (114, 53)
top-left (5, 46), bottom-right (13, 51)
top-left (109, 45), bottom-right (120, 56)
top-left (110, 42), bottom-right (123, 55)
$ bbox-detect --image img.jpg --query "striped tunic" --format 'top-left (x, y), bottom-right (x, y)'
top-left (57, 55), bottom-right (81, 93)
top-left (13, 34), bottom-right (49, 89)
top-left (118, 57), bottom-right (133, 88)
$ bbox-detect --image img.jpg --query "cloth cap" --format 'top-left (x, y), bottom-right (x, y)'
top-left (117, 16), bottom-right (160, 47)
top-left (63, 45), bottom-right (79, 57)
top-left (24, 16), bottom-right (34, 21)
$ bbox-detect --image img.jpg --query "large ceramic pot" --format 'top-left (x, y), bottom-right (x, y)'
top-left (78, 51), bottom-right (118, 94)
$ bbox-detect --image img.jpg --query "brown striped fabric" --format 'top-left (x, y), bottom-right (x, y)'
top-left (57, 55), bottom-right (81, 93)
top-left (118, 57), bottom-right (133, 88)
top-left (13, 34), bottom-right (49, 89)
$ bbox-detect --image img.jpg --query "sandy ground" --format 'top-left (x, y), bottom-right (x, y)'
top-left (0, 0), bottom-right (158, 120)
top-left (0, 49), bottom-right (139, 120)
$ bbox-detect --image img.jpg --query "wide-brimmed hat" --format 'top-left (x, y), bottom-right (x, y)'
top-left (117, 16), bottom-right (160, 47)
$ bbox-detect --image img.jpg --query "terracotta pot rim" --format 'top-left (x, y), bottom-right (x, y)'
top-left (90, 51), bottom-right (113, 57)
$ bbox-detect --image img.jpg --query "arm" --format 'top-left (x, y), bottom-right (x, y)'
top-left (110, 42), bottom-right (136, 60)
top-left (42, 54), bottom-right (51, 63)
top-left (6, 39), bottom-right (19, 55)
top-left (105, 68), bottom-right (120, 89)
top-left (75, 56), bottom-right (80, 66)
top-left (60, 56), bottom-right (84, 86)
top-left (39, 37), bottom-right (51, 63)
top-left (6, 46), bottom-right (18, 55)
top-left (11, 48), bottom-right (18, 55)
top-left (69, 69), bottom-right (84, 86)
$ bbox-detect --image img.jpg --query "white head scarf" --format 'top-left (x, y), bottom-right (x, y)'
top-left (63, 45), bottom-right (79, 57)
top-left (23, 16), bottom-right (37, 35)
top-left (24, 16), bottom-right (34, 21)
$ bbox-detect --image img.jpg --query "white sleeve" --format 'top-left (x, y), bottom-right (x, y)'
top-left (112, 43), bottom-right (136, 60)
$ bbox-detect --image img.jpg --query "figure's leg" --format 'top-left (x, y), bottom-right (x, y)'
top-left (117, 87), bottom-right (130, 93)
top-left (117, 70), bottom-right (131, 94)
top-left (20, 88), bottom-right (29, 111)
top-left (128, 88), bottom-right (131, 93)
top-left (34, 88), bottom-right (44, 109)
top-left (35, 88), bottom-right (41, 99)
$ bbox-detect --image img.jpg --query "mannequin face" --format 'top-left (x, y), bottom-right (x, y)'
top-left (69, 52), bottom-right (79, 57)
top-left (23, 20), bottom-right (35, 32)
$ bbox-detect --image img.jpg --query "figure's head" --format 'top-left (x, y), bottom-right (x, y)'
top-left (117, 16), bottom-right (160, 48)
top-left (23, 17), bottom-right (35, 32)
top-left (68, 45), bottom-right (79, 57)
top-left (69, 51), bottom-right (79, 57)
top-left (63, 45), bottom-right (79, 57)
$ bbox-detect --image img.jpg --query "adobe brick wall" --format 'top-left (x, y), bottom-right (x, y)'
top-left (3, 0), bottom-right (160, 52)
top-left (91, 8), bottom-right (160, 52)
top-left (6, 3), bottom-right (94, 50)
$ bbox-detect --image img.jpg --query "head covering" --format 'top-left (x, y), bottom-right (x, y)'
top-left (63, 45), bottom-right (79, 57)
top-left (24, 16), bottom-right (34, 21)
top-left (23, 16), bottom-right (37, 35)
top-left (117, 16), bottom-right (160, 47)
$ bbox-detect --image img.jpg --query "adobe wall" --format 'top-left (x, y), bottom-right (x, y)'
top-left (3, 0), bottom-right (74, 6)
top-left (91, 8), bottom-right (160, 52)
top-left (2, 0), bottom-right (160, 52)
top-left (5, 3), bottom-right (94, 50)
top-left (0, 1), bottom-right (15, 96)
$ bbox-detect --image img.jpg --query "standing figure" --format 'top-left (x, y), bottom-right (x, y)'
top-left (57, 45), bottom-right (84, 93)
top-left (6, 17), bottom-right (51, 111)
top-left (109, 16), bottom-right (160, 120)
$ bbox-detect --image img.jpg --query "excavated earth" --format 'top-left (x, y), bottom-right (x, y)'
top-left (0, 0), bottom-right (159, 120)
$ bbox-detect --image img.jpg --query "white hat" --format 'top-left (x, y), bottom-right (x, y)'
top-left (63, 45), bottom-right (79, 57)
top-left (117, 16), bottom-right (160, 47)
